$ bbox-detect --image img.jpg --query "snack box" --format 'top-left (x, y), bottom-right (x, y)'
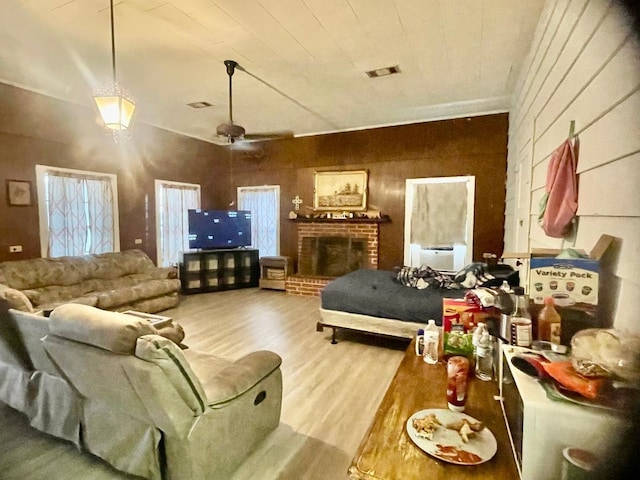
top-left (441, 298), bottom-right (496, 358)
top-left (528, 257), bottom-right (599, 307)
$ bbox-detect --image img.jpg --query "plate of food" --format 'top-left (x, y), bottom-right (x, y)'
top-left (406, 409), bottom-right (497, 465)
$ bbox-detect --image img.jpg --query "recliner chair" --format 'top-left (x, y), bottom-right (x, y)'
top-left (41, 303), bottom-right (282, 480)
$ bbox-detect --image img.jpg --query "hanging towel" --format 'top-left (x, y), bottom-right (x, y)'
top-left (538, 138), bottom-right (579, 238)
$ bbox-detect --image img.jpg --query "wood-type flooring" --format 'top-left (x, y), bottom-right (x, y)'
top-left (0, 289), bottom-right (409, 480)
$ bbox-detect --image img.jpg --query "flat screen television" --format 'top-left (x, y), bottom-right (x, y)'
top-left (188, 209), bottom-right (252, 250)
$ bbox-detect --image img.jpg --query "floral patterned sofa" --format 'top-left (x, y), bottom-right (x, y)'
top-left (0, 249), bottom-right (180, 314)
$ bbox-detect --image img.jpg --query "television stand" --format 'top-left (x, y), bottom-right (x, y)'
top-left (179, 248), bottom-right (259, 294)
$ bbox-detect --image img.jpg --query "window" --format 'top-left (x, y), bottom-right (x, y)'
top-left (237, 185), bottom-right (280, 256)
top-left (155, 180), bottom-right (201, 267)
top-left (36, 165), bottom-right (119, 258)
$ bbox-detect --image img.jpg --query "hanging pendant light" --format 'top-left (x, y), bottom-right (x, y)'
top-left (93, 0), bottom-right (136, 142)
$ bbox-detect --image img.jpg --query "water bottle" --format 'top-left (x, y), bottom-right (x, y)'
top-left (475, 330), bottom-right (494, 381)
top-left (472, 322), bottom-right (486, 357)
top-left (423, 319), bottom-right (439, 364)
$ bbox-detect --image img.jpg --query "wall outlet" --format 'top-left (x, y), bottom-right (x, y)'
top-left (9, 245), bottom-right (22, 253)
top-left (134, 238), bottom-right (143, 245)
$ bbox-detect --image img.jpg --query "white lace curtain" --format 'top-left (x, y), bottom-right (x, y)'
top-left (46, 172), bottom-right (115, 257)
top-left (238, 186), bottom-right (280, 256)
top-left (158, 183), bottom-right (200, 267)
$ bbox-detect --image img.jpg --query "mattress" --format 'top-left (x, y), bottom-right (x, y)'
top-left (320, 269), bottom-right (467, 325)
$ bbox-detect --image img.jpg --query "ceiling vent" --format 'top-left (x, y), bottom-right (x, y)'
top-left (187, 101), bottom-right (213, 109)
top-left (365, 65), bottom-right (401, 78)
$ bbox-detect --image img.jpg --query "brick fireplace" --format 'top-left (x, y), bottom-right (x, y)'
top-left (285, 219), bottom-right (381, 296)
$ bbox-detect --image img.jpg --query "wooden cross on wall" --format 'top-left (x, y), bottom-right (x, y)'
top-left (292, 195), bottom-right (303, 211)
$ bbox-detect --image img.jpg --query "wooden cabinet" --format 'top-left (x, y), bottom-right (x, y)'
top-left (179, 249), bottom-right (259, 294)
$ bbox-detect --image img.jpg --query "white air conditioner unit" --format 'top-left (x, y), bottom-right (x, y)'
top-left (409, 245), bottom-right (467, 272)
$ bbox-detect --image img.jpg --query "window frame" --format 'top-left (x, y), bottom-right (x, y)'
top-left (35, 164), bottom-right (120, 258)
top-left (155, 179), bottom-right (201, 267)
top-left (237, 185), bottom-right (281, 256)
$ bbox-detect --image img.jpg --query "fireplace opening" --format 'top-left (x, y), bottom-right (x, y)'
top-left (299, 236), bottom-right (367, 277)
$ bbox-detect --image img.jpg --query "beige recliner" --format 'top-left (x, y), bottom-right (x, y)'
top-left (0, 302), bottom-right (81, 446)
top-left (41, 304), bottom-right (283, 480)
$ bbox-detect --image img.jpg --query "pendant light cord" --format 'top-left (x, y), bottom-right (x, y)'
top-left (110, 0), bottom-right (117, 84)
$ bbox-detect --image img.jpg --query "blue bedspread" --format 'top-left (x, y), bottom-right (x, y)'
top-left (320, 269), bottom-right (467, 324)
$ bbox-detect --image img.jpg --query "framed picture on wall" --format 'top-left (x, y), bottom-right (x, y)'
top-left (313, 170), bottom-right (368, 211)
top-left (7, 180), bottom-right (32, 206)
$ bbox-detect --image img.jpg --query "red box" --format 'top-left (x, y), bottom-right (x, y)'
top-left (442, 298), bottom-right (496, 358)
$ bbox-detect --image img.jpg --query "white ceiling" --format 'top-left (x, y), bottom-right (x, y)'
top-left (0, 0), bottom-right (544, 145)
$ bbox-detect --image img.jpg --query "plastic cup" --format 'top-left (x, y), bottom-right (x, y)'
top-left (446, 356), bottom-right (469, 412)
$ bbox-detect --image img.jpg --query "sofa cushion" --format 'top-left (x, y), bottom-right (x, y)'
top-left (0, 285), bottom-right (33, 312)
top-left (23, 283), bottom-right (94, 308)
top-left (135, 335), bottom-right (207, 415)
top-left (95, 279), bottom-right (181, 310)
top-left (49, 304), bottom-right (157, 355)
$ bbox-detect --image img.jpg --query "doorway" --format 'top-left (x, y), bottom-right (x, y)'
top-left (404, 176), bottom-right (475, 271)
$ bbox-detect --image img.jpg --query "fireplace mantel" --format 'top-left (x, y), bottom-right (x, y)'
top-left (289, 215), bottom-right (390, 224)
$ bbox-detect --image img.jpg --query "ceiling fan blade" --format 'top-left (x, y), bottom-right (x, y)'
top-left (242, 130), bottom-right (294, 142)
top-left (215, 60), bottom-right (295, 144)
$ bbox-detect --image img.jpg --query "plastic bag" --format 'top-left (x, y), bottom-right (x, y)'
top-left (541, 360), bottom-right (603, 399)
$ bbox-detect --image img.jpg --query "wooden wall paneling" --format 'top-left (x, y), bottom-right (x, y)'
top-left (613, 278), bottom-right (639, 331)
top-left (574, 216), bottom-right (640, 281)
top-left (510, 0), bottom-right (559, 112)
top-left (523, 0), bottom-right (591, 126)
top-left (0, 84), bottom-right (509, 273)
top-left (0, 84), bottom-right (227, 263)
top-left (511, 0), bottom-right (570, 133)
top-left (534, 7), bottom-right (631, 138)
top-left (577, 154), bottom-right (640, 216)
top-left (577, 90), bottom-right (640, 171)
top-left (506, 0), bottom-right (640, 331)
top-left (220, 114), bottom-right (509, 270)
top-left (549, 38), bottom-right (640, 136)
top-left (530, 0), bottom-right (608, 128)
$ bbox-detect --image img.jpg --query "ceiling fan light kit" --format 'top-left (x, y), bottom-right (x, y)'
top-left (93, 0), bottom-right (136, 143)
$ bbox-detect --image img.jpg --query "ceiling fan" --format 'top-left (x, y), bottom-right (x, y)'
top-left (216, 60), bottom-right (293, 145)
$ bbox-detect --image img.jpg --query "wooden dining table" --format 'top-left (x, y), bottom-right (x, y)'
top-left (348, 339), bottom-right (519, 480)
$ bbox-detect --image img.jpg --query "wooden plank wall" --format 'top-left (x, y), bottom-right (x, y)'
top-left (505, 0), bottom-right (640, 331)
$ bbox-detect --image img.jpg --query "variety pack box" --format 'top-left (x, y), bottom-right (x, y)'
top-left (441, 298), bottom-right (496, 358)
top-left (529, 257), bottom-right (599, 307)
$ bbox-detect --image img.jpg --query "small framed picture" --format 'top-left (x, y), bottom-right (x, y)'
top-left (313, 170), bottom-right (368, 211)
top-left (7, 180), bottom-right (32, 206)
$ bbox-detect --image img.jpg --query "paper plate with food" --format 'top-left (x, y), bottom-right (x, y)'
top-left (406, 409), bottom-right (497, 465)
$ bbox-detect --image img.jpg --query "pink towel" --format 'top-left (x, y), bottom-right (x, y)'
top-left (541, 138), bottom-right (578, 238)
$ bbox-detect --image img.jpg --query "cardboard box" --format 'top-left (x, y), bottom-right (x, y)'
top-left (527, 235), bottom-right (613, 308)
top-left (529, 257), bottom-right (599, 306)
top-left (442, 298), bottom-right (496, 358)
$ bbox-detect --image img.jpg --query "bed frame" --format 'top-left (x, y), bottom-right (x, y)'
top-left (317, 308), bottom-right (424, 344)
